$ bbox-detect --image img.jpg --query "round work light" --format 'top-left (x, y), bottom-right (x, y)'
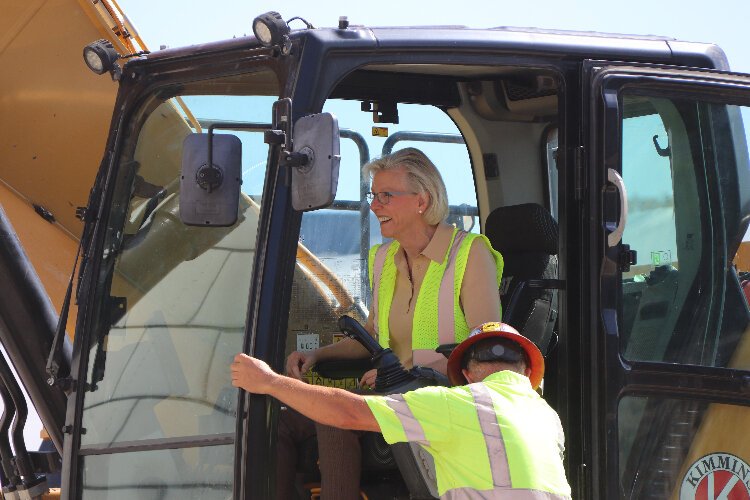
top-left (82, 39), bottom-right (120, 75)
top-left (252, 12), bottom-right (290, 47)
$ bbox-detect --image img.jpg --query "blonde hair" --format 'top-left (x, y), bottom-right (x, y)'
top-left (362, 148), bottom-right (449, 225)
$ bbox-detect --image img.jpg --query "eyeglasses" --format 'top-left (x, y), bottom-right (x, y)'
top-left (365, 190), bottom-right (417, 205)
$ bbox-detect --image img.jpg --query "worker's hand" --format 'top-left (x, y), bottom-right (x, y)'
top-left (231, 353), bottom-right (278, 394)
top-left (286, 350), bottom-right (318, 379)
top-left (359, 368), bottom-right (378, 390)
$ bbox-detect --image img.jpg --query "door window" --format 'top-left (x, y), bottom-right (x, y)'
top-left (618, 93), bottom-right (750, 370)
top-left (79, 69), bottom-right (278, 498)
top-left (610, 85), bottom-right (750, 500)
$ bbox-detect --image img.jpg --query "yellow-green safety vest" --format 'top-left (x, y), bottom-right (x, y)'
top-left (367, 227), bottom-right (503, 358)
top-left (365, 370), bottom-right (572, 499)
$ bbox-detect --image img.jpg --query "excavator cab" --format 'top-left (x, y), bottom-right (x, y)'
top-left (2, 7), bottom-right (750, 500)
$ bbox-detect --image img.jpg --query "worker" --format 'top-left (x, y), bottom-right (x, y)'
top-left (231, 322), bottom-right (572, 499)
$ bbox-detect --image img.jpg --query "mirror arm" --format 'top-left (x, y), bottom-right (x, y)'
top-left (280, 150), bottom-right (310, 169)
top-left (263, 129), bottom-right (311, 169)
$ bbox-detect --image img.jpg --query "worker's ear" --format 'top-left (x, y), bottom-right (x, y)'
top-left (524, 366), bottom-right (532, 378)
top-left (461, 368), bottom-right (475, 384)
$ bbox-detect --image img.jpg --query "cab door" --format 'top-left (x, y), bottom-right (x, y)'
top-left (584, 62), bottom-right (750, 499)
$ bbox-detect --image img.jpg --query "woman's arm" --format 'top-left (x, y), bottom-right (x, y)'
top-left (285, 312), bottom-right (376, 378)
top-left (460, 239), bottom-right (503, 328)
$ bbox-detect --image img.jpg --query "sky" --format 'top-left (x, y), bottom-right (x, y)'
top-left (117, 0), bottom-right (750, 76)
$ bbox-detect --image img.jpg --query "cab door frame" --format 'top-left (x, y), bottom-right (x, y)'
top-left (583, 60), bottom-right (750, 499)
top-left (238, 29), bottom-right (584, 498)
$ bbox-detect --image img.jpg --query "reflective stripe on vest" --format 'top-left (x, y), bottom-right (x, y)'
top-left (383, 394), bottom-right (428, 445)
top-left (368, 228), bottom-right (501, 354)
top-left (369, 241), bottom-right (393, 341)
top-left (438, 231), bottom-right (468, 345)
top-left (443, 487), bottom-right (570, 499)
top-left (469, 383), bottom-right (510, 488)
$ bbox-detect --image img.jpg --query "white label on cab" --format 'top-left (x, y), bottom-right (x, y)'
top-left (296, 333), bottom-right (320, 352)
top-left (679, 452), bottom-right (750, 499)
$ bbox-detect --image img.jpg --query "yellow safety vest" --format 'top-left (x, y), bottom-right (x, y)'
top-left (365, 371), bottom-right (572, 499)
top-left (367, 228), bottom-right (503, 357)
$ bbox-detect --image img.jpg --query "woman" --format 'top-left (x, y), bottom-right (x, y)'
top-left (284, 147), bottom-right (504, 499)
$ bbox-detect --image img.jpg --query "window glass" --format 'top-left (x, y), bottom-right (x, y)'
top-left (81, 445), bottom-right (233, 499)
top-left (82, 69), bottom-right (278, 452)
top-left (288, 98), bottom-right (475, 384)
top-left (618, 396), bottom-right (750, 499)
top-left (619, 94), bottom-right (750, 369)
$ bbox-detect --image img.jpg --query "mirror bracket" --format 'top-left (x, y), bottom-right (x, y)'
top-left (263, 129), bottom-right (286, 145)
top-left (280, 150), bottom-right (311, 169)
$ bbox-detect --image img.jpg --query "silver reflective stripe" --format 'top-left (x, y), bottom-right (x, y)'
top-left (371, 242), bottom-right (391, 335)
top-left (556, 418), bottom-right (566, 462)
top-left (383, 394), bottom-right (429, 445)
top-left (438, 230), bottom-right (467, 344)
top-left (444, 386), bottom-right (571, 500)
top-left (468, 383), bottom-right (510, 488)
top-left (444, 487), bottom-right (570, 499)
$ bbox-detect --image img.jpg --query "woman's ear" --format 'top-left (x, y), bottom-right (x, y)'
top-left (416, 192), bottom-right (430, 213)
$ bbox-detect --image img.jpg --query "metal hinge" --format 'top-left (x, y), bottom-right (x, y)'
top-left (62, 425), bottom-right (85, 435)
top-left (46, 376), bottom-right (77, 392)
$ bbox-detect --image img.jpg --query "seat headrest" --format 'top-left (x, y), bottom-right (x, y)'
top-left (485, 203), bottom-right (558, 255)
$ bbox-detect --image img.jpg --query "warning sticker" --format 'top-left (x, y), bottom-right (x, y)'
top-left (679, 452), bottom-right (750, 500)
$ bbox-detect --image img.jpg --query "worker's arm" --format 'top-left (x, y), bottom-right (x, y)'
top-left (232, 353), bottom-right (380, 432)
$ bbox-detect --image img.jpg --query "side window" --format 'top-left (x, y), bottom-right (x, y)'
top-left (618, 94), bottom-right (750, 369)
top-left (287, 99), bottom-right (476, 385)
top-left (619, 97), bottom-right (680, 361)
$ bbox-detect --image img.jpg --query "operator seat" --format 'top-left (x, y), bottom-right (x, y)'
top-left (485, 203), bottom-right (559, 354)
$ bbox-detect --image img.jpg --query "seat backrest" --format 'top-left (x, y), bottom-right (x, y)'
top-left (485, 203), bottom-right (558, 353)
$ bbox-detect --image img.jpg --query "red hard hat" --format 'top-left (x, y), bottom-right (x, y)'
top-left (447, 322), bottom-right (544, 389)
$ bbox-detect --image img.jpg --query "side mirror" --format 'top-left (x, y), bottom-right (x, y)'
top-left (179, 133), bottom-right (242, 227)
top-left (291, 113), bottom-right (341, 211)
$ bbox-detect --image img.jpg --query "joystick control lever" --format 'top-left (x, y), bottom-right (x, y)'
top-left (337, 316), bottom-right (415, 392)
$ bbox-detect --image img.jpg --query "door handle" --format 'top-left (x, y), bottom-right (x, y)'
top-left (607, 168), bottom-right (628, 247)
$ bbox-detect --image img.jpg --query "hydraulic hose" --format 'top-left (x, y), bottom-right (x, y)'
top-left (0, 354), bottom-right (34, 481)
top-left (0, 379), bottom-right (17, 487)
